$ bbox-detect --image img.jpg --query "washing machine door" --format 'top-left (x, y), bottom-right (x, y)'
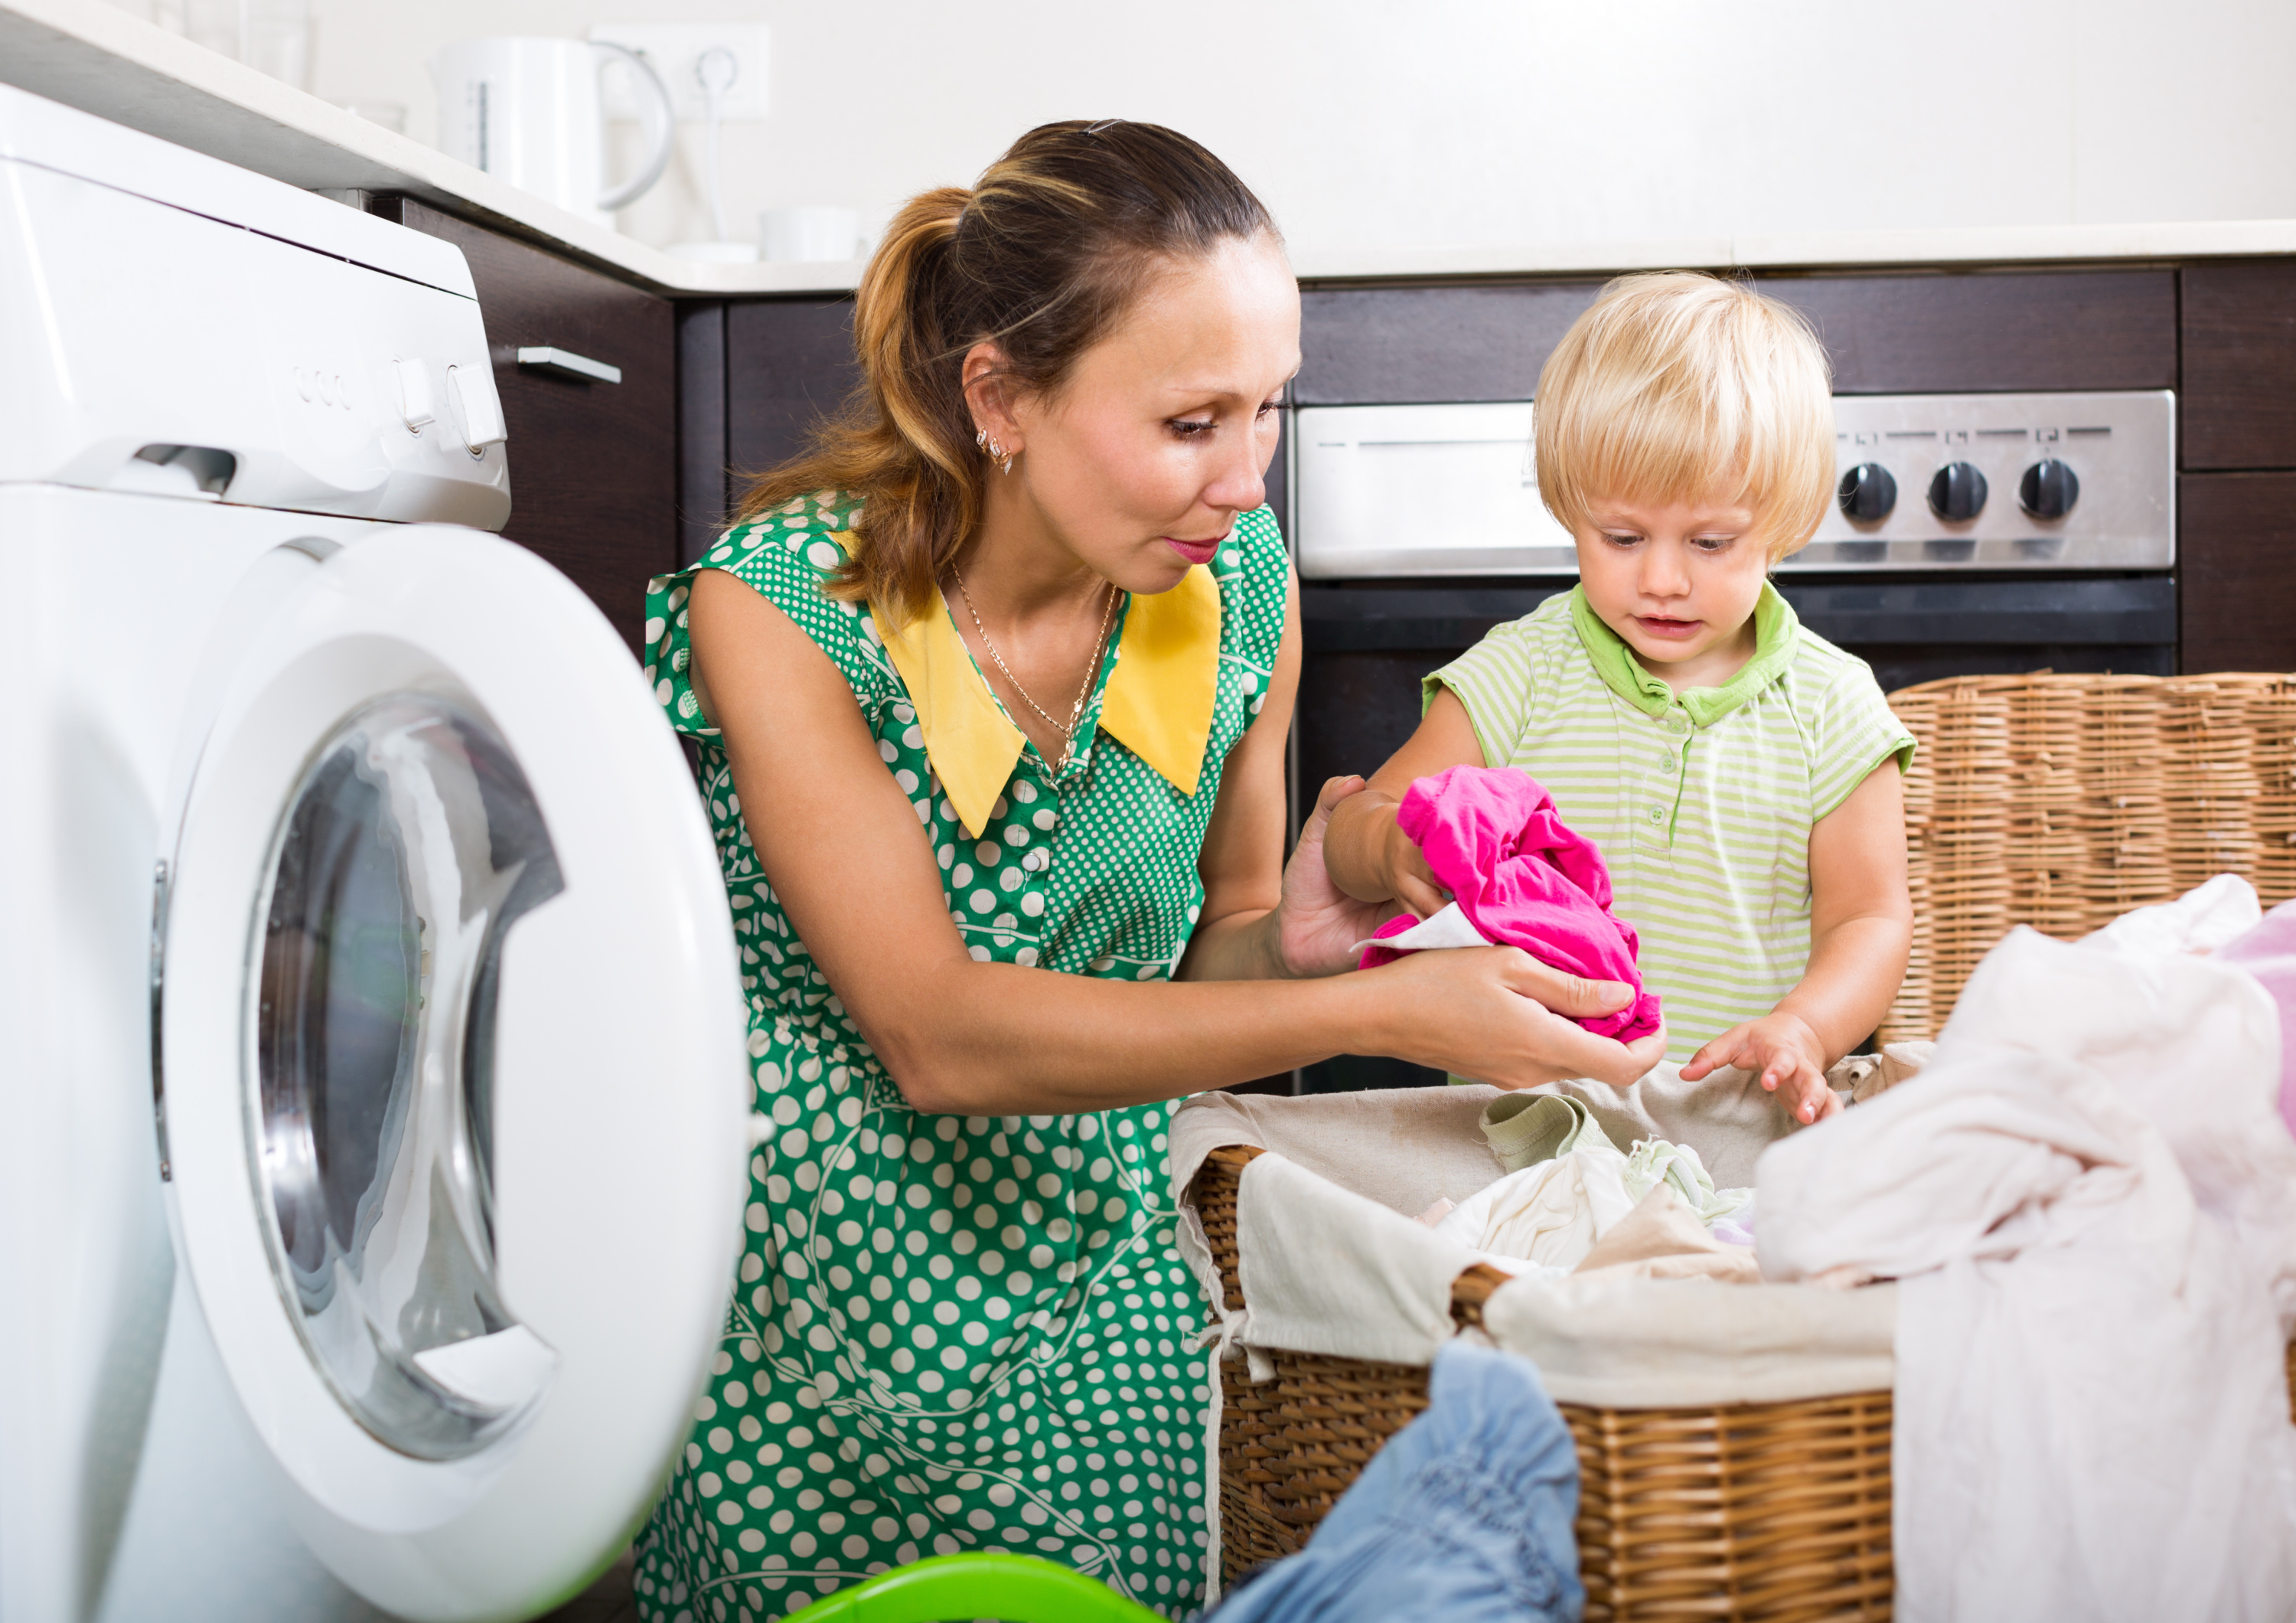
top-left (157, 527), bottom-right (752, 1622)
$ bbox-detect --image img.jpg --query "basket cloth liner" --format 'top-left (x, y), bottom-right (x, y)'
top-left (1171, 1073), bottom-right (1899, 1409)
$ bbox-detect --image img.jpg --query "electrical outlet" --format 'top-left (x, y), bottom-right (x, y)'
top-left (590, 24), bottom-right (768, 122)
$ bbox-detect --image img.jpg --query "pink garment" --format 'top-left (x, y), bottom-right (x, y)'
top-left (1360, 765), bottom-right (1662, 1043)
top-left (2213, 897), bottom-right (2296, 1140)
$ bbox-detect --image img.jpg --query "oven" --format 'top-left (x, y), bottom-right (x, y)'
top-left (1287, 388), bottom-right (2177, 1090)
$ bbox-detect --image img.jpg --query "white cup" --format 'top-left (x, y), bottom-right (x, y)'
top-left (761, 206), bottom-right (863, 263)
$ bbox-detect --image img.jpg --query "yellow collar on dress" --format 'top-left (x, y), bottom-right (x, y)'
top-left (836, 534), bottom-right (1223, 837)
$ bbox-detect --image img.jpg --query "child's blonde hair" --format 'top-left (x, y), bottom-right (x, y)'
top-left (1534, 272), bottom-right (1835, 563)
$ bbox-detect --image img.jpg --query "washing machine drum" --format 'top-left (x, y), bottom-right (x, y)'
top-left (157, 527), bottom-right (750, 1621)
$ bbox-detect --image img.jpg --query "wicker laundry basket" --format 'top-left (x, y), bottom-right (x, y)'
top-left (1882, 671), bottom-right (2296, 1044)
top-left (1192, 1143), bottom-right (2296, 1621)
top-left (1194, 1144), bottom-right (1897, 1621)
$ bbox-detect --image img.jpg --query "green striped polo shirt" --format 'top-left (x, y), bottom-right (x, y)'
top-left (1427, 583), bottom-right (1914, 1062)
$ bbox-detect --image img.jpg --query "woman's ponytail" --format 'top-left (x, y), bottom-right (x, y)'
top-left (853, 188), bottom-right (965, 481)
top-left (730, 123), bottom-right (1275, 627)
top-left (730, 186), bottom-right (981, 626)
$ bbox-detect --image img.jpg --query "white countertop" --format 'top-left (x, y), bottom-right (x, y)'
top-left (9, 0), bottom-right (2296, 298)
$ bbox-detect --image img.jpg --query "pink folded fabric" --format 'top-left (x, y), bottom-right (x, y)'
top-left (1360, 765), bottom-right (1662, 1043)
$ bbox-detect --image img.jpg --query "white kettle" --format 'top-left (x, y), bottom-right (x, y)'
top-left (431, 38), bottom-right (674, 227)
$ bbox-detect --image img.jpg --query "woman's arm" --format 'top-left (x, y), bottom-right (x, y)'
top-left (1172, 571), bottom-right (1411, 983)
top-left (1168, 569), bottom-right (1312, 982)
top-left (688, 569), bottom-right (1662, 1112)
top-left (1319, 686), bottom-right (1487, 918)
top-left (1680, 761), bottom-right (1913, 1118)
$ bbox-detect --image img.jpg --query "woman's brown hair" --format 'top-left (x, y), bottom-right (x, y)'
top-left (731, 119), bottom-right (1277, 628)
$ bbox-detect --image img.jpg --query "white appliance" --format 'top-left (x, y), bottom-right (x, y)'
top-left (1293, 391), bottom-right (2176, 576)
top-left (0, 83), bottom-right (752, 1623)
top-left (430, 38), bottom-right (675, 227)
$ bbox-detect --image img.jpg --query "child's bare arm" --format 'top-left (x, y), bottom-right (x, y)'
top-left (1789, 759), bottom-right (1915, 1054)
top-left (1321, 687), bottom-right (1487, 917)
top-left (1681, 761), bottom-right (1913, 1122)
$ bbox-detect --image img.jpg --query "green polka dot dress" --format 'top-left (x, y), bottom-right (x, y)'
top-left (633, 492), bottom-right (1289, 1623)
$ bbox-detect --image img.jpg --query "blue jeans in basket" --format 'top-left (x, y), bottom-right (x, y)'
top-left (1207, 1340), bottom-right (1582, 1623)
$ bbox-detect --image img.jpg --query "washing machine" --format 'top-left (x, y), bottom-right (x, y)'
top-left (0, 83), bottom-right (753, 1623)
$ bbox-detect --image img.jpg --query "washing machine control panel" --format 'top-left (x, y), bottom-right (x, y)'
top-left (0, 86), bottom-right (513, 531)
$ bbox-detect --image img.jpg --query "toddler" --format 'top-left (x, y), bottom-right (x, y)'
top-left (1324, 272), bottom-right (1915, 1124)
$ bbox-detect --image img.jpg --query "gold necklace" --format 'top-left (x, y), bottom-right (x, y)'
top-left (952, 570), bottom-right (1120, 769)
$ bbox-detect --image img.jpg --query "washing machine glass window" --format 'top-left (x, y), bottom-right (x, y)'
top-left (253, 692), bottom-right (564, 1461)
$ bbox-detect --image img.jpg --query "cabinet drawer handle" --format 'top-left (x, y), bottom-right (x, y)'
top-left (516, 347), bottom-right (622, 385)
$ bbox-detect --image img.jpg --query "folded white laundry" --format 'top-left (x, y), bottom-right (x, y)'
top-left (1440, 1091), bottom-right (1758, 1273)
top-left (1430, 1147), bottom-right (1639, 1272)
top-left (2082, 869), bottom-right (2261, 958)
top-left (1623, 1137), bottom-right (1749, 1226)
top-left (1759, 904), bottom-right (2296, 1623)
top-left (1573, 1184), bottom-right (1761, 1284)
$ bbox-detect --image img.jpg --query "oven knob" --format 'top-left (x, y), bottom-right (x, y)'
top-left (1927, 461), bottom-right (1988, 522)
top-left (1837, 462), bottom-right (1897, 522)
top-left (2018, 458), bottom-right (2079, 520)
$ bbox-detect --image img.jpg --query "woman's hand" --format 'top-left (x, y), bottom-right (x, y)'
top-left (1365, 945), bottom-right (1668, 1090)
top-left (1270, 776), bottom-right (1410, 977)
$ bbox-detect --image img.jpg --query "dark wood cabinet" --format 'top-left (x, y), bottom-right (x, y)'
top-left (667, 295), bottom-right (861, 563)
top-left (677, 301), bottom-right (729, 565)
top-left (367, 197), bottom-right (677, 655)
top-left (1296, 269), bottom-right (2177, 405)
top-left (2177, 266), bottom-right (2296, 669)
top-left (1297, 282), bottom-right (1603, 404)
top-left (1754, 269), bottom-right (2177, 395)
top-left (713, 298), bottom-right (859, 532)
top-left (2181, 261), bottom-right (2296, 472)
top-left (2179, 472), bottom-right (2296, 671)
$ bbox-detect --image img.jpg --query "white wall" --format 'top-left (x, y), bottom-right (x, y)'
top-left (115, 0), bottom-right (2296, 263)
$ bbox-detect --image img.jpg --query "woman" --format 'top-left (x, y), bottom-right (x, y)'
top-left (634, 121), bottom-right (1663, 1623)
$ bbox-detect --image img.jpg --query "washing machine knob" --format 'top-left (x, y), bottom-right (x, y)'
top-left (2019, 458), bottom-right (2079, 520)
top-left (1927, 461), bottom-right (1988, 522)
top-left (1837, 462), bottom-right (1897, 522)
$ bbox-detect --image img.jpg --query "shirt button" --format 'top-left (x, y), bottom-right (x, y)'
top-left (1647, 807), bottom-right (1665, 825)
top-left (1022, 851), bottom-right (1047, 873)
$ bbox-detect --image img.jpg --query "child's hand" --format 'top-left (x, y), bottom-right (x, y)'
top-left (1378, 813), bottom-right (1451, 920)
top-left (1681, 1012), bottom-right (1841, 1125)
